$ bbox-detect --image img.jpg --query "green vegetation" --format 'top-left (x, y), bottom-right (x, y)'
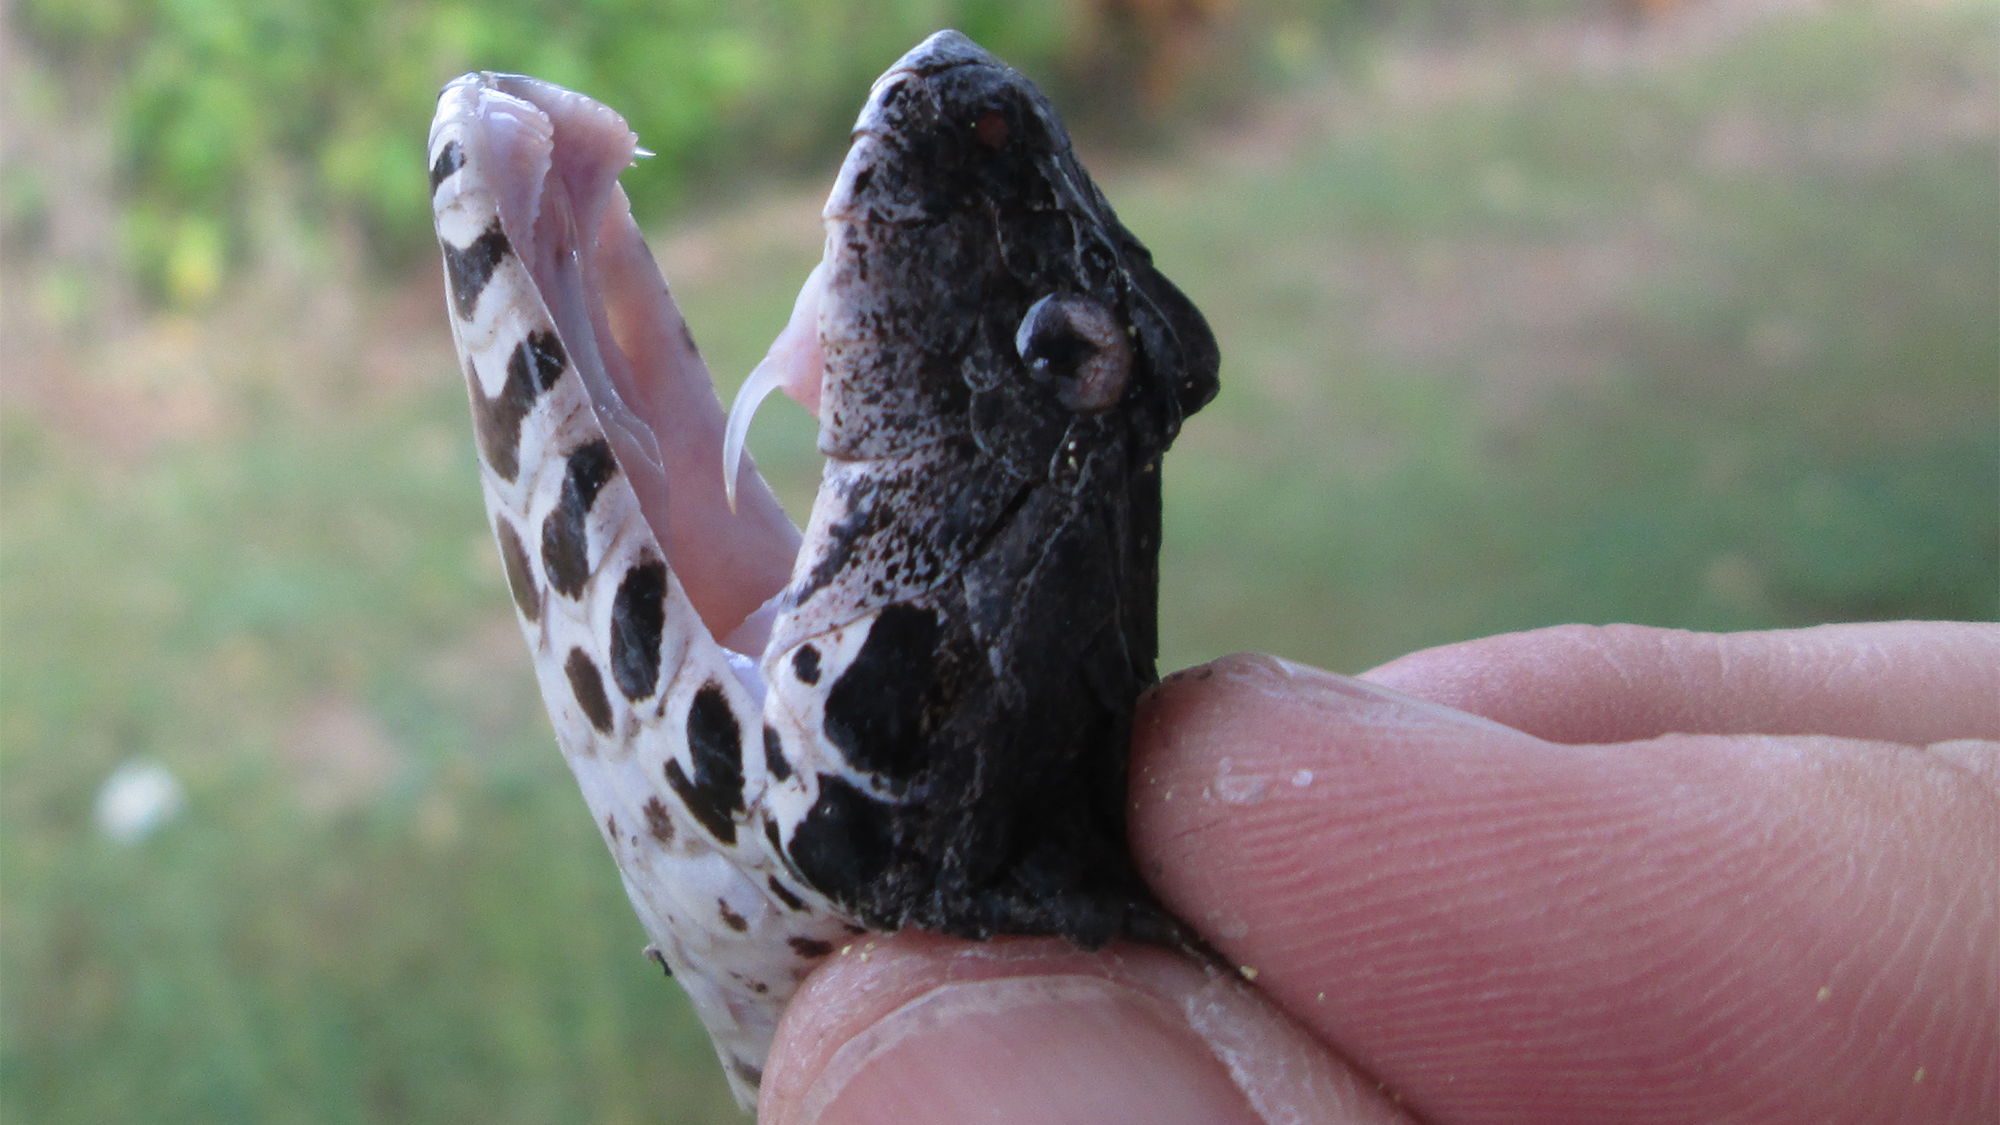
top-left (12, 0), bottom-right (1388, 304)
top-left (3, 3), bottom-right (1994, 1122)
top-left (17, 0), bottom-right (1056, 293)
top-left (10, 0), bottom-right (1614, 304)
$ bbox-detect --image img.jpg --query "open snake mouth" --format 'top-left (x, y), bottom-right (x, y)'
top-left (429, 71), bottom-right (816, 667)
top-left (427, 32), bottom-right (1219, 1106)
top-left (428, 30), bottom-right (1217, 702)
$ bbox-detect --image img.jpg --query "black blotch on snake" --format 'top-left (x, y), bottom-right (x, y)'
top-left (443, 219), bottom-right (509, 319)
top-left (822, 605), bottom-right (940, 783)
top-left (563, 647), bottom-right (614, 733)
top-left (495, 520), bottom-right (540, 621)
top-left (466, 341), bottom-right (531, 481)
top-left (541, 439), bottom-right (617, 598)
top-left (763, 725), bottom-right (791, 782)
top-left (766, 876), bottom-right (806, 911)
top-left (664, 682), bottom-right (747, 845)
top-left (610, 559), bottom-right (667, 700)
top-left (785, 773), bottom-right (895, 904)
top-left (791, 644), bottom-right (821, 685)
top-left (469, 329), bottom-right (563, 482)
top-left (521, 327), bottom-right (566, 389)
top-left (429, 140), bottom-right (465, 193)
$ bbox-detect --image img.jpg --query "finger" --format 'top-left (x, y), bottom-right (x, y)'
top-left (1360, 621), bottom-right (2000, 747)
top-left (1132, 654), bottom-right (1999, 1125)
top-left (759, 932), bottom-right (1418, 1125)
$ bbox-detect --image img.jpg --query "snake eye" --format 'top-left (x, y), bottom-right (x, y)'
top-left (1014, 294), bottom-right (1132, 412)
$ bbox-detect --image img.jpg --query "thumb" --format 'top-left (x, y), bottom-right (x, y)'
top-left (757, 933), bottom-right (1413, 1125)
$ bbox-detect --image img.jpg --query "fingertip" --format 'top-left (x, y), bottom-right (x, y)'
top-left (1128, 650), bottom-right (2000, 1124)
top-left (1359, 621), bottom-right (2000, 745)
top-left (761, 933), bottom-right (1410, 1125)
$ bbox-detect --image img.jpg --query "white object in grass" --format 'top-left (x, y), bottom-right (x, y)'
top-left (94, 760), bottom-right (185, 844)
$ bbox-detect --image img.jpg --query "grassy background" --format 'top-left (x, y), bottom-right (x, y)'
top-left (3, 1), bottom-right (1995, 1121)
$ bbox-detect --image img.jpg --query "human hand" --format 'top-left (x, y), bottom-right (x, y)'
top-left (756, 622), bottom-right (1999, 1125)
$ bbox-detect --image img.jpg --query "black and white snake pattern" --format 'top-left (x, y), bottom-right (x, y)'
top-left (427, 30), bottom-right (1217, 1110)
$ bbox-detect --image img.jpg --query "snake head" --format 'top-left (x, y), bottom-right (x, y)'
top-left (757, 32), bottom-right (1220, 950)
top-left (816, 30), bottom-right (1220, 472)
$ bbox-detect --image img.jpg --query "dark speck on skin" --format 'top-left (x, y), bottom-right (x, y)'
top-left (521, 327), bottom-right (566, 390)
top-left (717, 899), bottom-right (748, 932)
top-left (788, 936), bottom-right (835, 958)
top-left (667, 760), bottom-right (734, 845)
top-left (767, 876), bottom-right (806, 911)
top-left (642, 796), bottom-right (675, 845)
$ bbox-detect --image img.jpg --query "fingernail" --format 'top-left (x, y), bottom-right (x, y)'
top-left (1161, 652), bottom-right (1522, 735)
top-left (796, 975), bottom-right (1264, 1125)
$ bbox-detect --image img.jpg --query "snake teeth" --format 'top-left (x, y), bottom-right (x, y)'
top-left (723, 259), bottom-right (826, 513)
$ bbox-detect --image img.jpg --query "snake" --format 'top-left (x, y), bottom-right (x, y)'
top-left (426, 30), bottom-right (1218, 1109)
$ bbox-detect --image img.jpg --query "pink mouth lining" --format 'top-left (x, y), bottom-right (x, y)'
top-left (458, 74), bottom-right (812, 656)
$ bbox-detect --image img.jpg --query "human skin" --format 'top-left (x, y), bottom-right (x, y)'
top-left (758, 622), bottom-right (2000, 1125)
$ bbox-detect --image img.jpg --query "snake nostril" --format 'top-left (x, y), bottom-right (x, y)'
top-left (973, 109), bottom-right (1010, 149)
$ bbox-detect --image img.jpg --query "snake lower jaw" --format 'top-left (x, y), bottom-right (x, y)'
top-left (434, 72), bottom-right (815, 661)
top-left (432, 72), bottom-right (862, 1111)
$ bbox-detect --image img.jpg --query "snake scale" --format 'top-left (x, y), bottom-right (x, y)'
top-left (427, 30), bottom-right (1218, 1108)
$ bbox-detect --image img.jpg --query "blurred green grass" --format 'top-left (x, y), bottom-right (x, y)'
top-left (3, 3), bottom-right (1996, 1122)
top-left (1135, 3), bottom-right (2000, 669)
